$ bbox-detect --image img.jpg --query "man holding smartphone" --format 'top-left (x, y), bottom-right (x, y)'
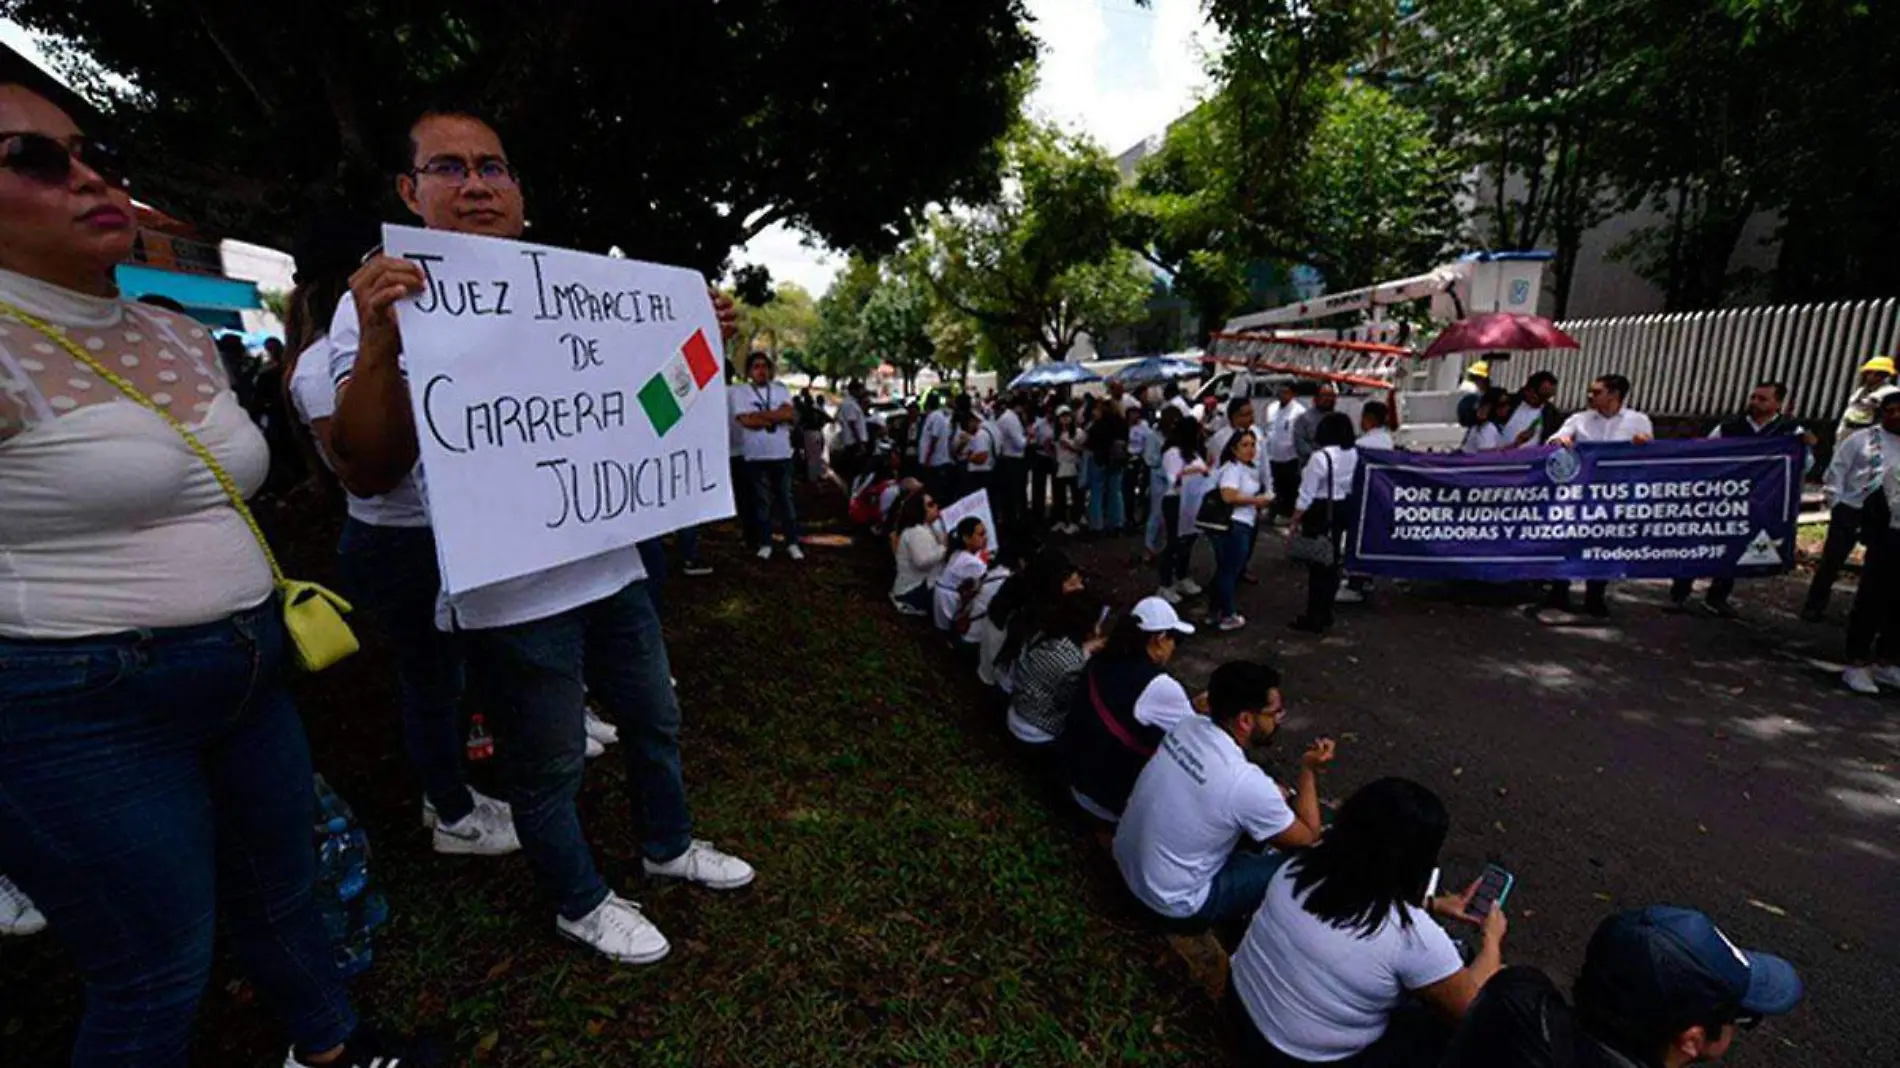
top-left (1442, 905), bottom-right (1802, 1067)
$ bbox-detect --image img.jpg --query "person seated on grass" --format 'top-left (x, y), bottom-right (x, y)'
top-left (1229, 777), bottom-right (1508, 1067)
top-left (1059, 596), bottom-right (1199, 823)
top-left (1441, 905), bottom-right (1802, 1068)
top-left (1113, 661), bottom-right (1333, 928)
top-left (958, 539), bottom-right (1028, 663)
top-left (933, 517), bottom-right (991, 636)
top-left (986, 548), bottom-right (1086, 694)
top-left (847, 443), bottom-right (902, 529)
top-left (1006, 592), bottom-right (1107, 748)
top-left (889, 491), bottom-right (946, 617)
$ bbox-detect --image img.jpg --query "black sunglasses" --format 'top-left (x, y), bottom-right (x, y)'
top-left (0, 131), bottom-right (130, 190)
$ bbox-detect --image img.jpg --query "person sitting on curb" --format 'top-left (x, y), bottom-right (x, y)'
top-left (1113, 661), bottom-right (1332, 928)
top-left (1059, 597), bottom-right (1199, 823)
top-left (1442, 905), bottom-right (1803, 1068)
top-left (1228, 778), bottom-right (1509, 1067)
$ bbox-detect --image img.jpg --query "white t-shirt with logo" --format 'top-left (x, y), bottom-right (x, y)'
top-left (1548, 407), bottom-right (1653, 444)
top-left (326, 296), bottom-right (644, 631)
top-left (732, 380), bottom-right (795, 461)
top-left (1113, 715), bottom-right (1295, 918)
top-left (1232, 863), bottom-right (1464, 1061)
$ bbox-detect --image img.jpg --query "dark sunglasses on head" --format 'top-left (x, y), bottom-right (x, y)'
top-left (0, 131), bottom-right (130, 189)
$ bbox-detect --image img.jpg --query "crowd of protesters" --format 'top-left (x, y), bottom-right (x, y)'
top-left (840, 379), bottom-right (1808, 1066)
top-left (0, 78), bottom-right (1844, 1067)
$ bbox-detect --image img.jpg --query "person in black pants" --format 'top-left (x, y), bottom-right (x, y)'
top-left (1288, 413), bottom-right (1358, 634)
top-left (1804, 417), bottom-right (1887, 620)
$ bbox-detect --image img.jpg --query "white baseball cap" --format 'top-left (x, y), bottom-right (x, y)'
top-left (1131, 596), bottom-right (1196, 635)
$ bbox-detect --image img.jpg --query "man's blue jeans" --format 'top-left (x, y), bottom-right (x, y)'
top-left (337, 519), bottom-right (474, 824)
top-left (748, 459), bottom-right (802, 546)
top-left (1088, 461), bottom-right (1126, 532)
top-left (1190, 848), bottom-right (1287, 926)
top-left (0, 601), bottom-right (357, 1066)
top-left (462, 581), bottom-right (693, 921)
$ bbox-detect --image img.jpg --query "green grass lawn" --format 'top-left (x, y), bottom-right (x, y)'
top-left (0, 504), bottom-right (1230, 1065)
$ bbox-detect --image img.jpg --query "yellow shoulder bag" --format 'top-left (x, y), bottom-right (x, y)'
top-left (1, 300), bottom-right (358, 671)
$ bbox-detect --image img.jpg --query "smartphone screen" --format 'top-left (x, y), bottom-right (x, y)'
top-left (1467, 864), bottom-right (1514, 918)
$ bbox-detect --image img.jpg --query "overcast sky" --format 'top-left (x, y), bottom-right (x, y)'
top-left (2, 2), bottom-right (1218, 296)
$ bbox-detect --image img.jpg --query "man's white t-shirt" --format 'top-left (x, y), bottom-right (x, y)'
top-left (1548, 407), bottom-right (1653, 444)
top-left (326, 296), bottom-right (644, 631)
top-left (1113, 715), bottom-right (1295, 918)
top-left (995, 409), bottom-right (1027, 458)
top-left (323, 300), bottom-right (432, 528)
top-left (1500, 400), bottom-right (1549, 444)
top-left (920, 408), bottom-right (954, 467)
top-left (1263, 400), bottom-right (1306, 463)
top-left (1232, 864), bottom-right (1464, 1061)
top-left (1357, 427), bottom-right (1394, 451)
top-left (965, 424), bottom-right (997, 472)
top-left (836, 396), bottom-right (867, 448)
top-left (1462, 422), bottom-right (1505, 453)
top-left (933, 549), bottom-right (990, 631)
top-left (732, 380), bottom-right (795, 462)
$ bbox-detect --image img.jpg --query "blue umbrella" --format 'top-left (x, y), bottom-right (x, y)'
top-left (1109, 356), bottom-right (1201, 387)
top-left (1009, 361), bottom-right (1103, 389)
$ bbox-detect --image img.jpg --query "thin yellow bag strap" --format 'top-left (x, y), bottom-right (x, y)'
top-left (0, 299), bottom-right (289, 589)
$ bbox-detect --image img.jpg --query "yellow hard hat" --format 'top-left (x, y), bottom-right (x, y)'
top-left (1860, 356), bottom-right (1896, 376)
top-left (1468, 361), bottom-right (1491, 379)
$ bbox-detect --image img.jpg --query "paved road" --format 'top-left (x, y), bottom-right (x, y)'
top-left (1069, 528), bottom-right (1899, 1068)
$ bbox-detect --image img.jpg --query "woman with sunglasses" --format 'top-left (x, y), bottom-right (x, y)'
top-left (0, 84), bottom-right (439, 1067)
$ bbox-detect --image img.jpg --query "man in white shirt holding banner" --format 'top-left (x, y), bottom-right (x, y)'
top-left (1536, 373), bottom-right (1653, 618)
top-left (330, 107), bottom-right (753, 967)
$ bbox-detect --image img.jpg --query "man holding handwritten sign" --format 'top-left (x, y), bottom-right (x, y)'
top-left (329, 107), bottom-right (753, 966)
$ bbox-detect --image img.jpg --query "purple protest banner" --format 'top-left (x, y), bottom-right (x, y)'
top-left (1346, 437), bottom-right (1803, 581)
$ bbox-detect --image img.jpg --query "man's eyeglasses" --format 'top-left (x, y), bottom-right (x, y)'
top-left (410, 157), bottom-right (518, 187)
top-left (0, 132), bottom-right (129, 190)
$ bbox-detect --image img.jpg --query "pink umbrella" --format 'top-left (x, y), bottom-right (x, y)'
top-left (1421, 313), bottom-right (1580, 359)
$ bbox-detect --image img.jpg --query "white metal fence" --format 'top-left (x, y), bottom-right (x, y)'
top-left (1481, 300), bottom-right (1900, 430)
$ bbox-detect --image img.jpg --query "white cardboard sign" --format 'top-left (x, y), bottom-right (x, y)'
top-left (940, 488), bottom-right (1000, 560)
top-left (385, 224), bottom-right (734, 595)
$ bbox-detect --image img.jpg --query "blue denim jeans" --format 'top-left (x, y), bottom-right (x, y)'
top-left (0, 601), bottom-right (357, 1066)
top-left (337, 519), bottom-right (473, 824)
top-left (1213, 522), bottom-right (1255, 619)
top-left (1192, 848), bottom-right (1287, 924)
top-left (461, 581), bottom-right (692, 920)
top-left (1144, 469), bottom-right (1171, 551)
top-left (748, 459), bottom-right (802, 546)
top-left (1088, 462), bottom-right (1126, 532)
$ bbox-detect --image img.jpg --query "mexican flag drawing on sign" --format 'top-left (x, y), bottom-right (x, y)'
top-left (638, 328), bottom-right (721, 436)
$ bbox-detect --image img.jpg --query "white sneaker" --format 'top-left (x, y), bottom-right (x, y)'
top-left (586, 736), bottom-right (606, 760)
top-left (0, 874), bottom-right (47, 936)
top-left (1156, 585), bottom-right (1183, 605)
top-left (1335, 584), bottom-right (1366, 604)
top-left (422, 787), bottom-right (513, 830)
top-left (1873, 664), bottom-right (1900, 690)
top-left (585, 709), bottom-right (620, 746)
top-left (1843, 666), bottom-right (1880, 695)
top-left (787, 543), bottom-right (806, 561)
top-left (556, 892), bottom-right (670, 964)
top-left (433, 800), bottom-right (521, 857)
top-left (1218, 614), bottom-right (1248, 632)
top-left (1176, 577), bottom-right (1203, 596)
top-left (756, 545), bottom-right (774, 561)
top-left (643, 839), bottom-right (755, 890)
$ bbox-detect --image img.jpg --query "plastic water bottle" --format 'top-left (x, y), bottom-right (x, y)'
top-left (466, 714), bottom-right (494, 762)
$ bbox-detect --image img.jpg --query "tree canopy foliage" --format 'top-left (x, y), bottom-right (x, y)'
top-left (5, 0), bottom-right (1035, 274)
